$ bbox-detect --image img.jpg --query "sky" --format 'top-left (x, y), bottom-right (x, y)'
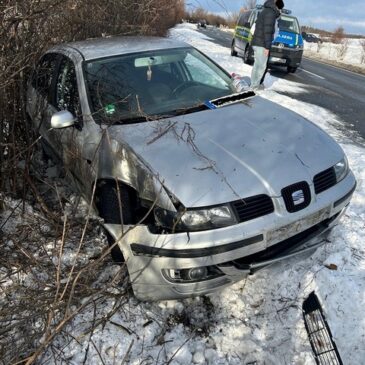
top-left (186, 0), bottom-right (365, 35)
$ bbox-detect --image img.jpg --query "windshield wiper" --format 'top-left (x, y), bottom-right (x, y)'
top-left (209, 90), bottom-right (255, 108)
top-left (110, 92), bottom-right (255, 124)
top-left (117, 115), bottom-right (150, 124)
top-left (170, 104), bottom-right (209, 116)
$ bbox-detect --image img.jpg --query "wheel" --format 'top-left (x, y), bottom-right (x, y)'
top-left (96, 181), bottom-right (134, 263)
top-left (243, 46), bottom-right (253, 65)
top-left (287, 66), bottom-right (297, 73)
top-left (231, 41), bottom-right (237, 57)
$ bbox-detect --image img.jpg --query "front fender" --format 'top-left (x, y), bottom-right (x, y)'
top-left (97, 130), bottom-right (176, 211)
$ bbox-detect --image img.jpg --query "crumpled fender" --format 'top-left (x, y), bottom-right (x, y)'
top-left (97, 129), bottom-right (176, 212)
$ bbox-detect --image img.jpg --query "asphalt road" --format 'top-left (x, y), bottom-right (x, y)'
top-left (199, 27), bottom-right (365, 142)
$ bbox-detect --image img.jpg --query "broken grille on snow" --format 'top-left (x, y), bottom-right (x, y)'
top-left (302, 292), bottom-right (343, 365)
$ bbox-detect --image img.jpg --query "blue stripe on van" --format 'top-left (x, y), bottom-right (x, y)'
top-left (274, 31), bottom-right (303, 47)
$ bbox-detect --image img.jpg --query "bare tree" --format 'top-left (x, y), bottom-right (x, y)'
top-left (331, 26), bottom-right (345, 44)
top-left (337, 39), bottom-right (349, 60)
top-left (0, 0), bottom-right (184, 194)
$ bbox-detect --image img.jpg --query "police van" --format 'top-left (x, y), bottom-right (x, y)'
top-left (231, 5), bottom-right (304, 73)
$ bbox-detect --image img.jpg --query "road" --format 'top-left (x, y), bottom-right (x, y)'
top-left (199, 27), bottom-right (365, 142)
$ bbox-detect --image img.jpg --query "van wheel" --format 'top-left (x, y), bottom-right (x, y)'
top-left (97, 181), bottom-right (134, 263)
top-left (231, 41), bottom-right (237, 57)
top-left (287, 66), bottom-right (297, 73)
top-left (243, 46), bottom-right (253, 65)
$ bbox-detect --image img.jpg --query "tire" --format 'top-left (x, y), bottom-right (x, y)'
top-left (97, 181), bottom-right (134, 263)
top-left (287, 66), bottom-right (297, 73)
top-left (243, 45), bottom-right (253, 65)
top-left (231, 40), bottom-right (237, 57)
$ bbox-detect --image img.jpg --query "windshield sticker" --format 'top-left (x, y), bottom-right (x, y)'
top-left (104, 104), bottom-right (116, 115)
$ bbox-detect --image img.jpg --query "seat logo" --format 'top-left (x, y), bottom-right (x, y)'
top-left (292, 190), bottom-right (305, 205)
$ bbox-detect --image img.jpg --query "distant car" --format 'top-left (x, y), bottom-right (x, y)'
top-left (27, 36), bottom-right (356, 300)
top-left (197, 19), bottom-right (207, 28)
top-left (232, 6), bottom-right (304, 73)
top-left (302, 32), bottom-right (322, 43)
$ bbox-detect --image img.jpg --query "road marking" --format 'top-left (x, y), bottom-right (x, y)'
top-left (299, 68), bottom-right (325, 80)
top-left (303, 56), bottom-right (365, 79)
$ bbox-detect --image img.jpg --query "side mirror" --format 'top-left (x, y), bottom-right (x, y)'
top-left (51, 110), bottom-right (76, 129)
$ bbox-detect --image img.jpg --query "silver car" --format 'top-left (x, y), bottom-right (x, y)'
top-left (27, 36), bottom-right (356, 300)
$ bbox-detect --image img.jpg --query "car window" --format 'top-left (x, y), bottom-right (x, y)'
top-left (56, 57), bottom-right (80, 117)
top-left (85, 47), bottom-right (235, 124)
top-left (32, 53), bottom-right (58, 97)
top-left (184, 54), bottom-right (229, 89)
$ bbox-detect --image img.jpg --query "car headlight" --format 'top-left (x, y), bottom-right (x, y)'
top-left (154, 205), bottom-right (237, 232)
top-left (334, 157), bottom-right (348, 183)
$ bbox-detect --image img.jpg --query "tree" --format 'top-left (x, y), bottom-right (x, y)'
top-left (332, 26), bottom-right (345, 44)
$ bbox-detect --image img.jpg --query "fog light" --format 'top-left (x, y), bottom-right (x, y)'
top-left (163, 266), bottom-right (223, 283)
top-left (184, 267), bottom-right (208, 281)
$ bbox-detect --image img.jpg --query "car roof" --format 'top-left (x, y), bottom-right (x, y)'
top-left (58, 36), bottom-right (190, 61)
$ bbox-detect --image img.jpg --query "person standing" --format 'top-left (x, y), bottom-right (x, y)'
top-left (250, 0), bottom-right (284, 90)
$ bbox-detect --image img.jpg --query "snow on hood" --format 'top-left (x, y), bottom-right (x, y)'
top-left (109, 96), bottom-right (343, 208)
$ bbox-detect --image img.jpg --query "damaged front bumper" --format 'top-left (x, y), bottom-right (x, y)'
top-left (106, 172), bottom-right (356, 301)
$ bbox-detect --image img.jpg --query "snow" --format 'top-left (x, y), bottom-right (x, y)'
top-left (1, 22), bottom-right (365, 365)
top-left (304, 38), bottom-right (365, 69)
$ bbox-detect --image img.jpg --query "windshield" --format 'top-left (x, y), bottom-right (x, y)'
top-left (85, 47), bottom-right (235, 124)
top-left (278, 15), bottom-right (300, 34)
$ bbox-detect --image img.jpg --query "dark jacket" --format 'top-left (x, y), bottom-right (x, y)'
top-left (252, 0), bottom-right (280, 49)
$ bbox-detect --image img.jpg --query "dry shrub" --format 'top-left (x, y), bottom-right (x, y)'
top-left (0, 1), bottom-right (184, 363)
top-left (360, 40), bottom-right (365, 64)
top-left (185, 6), bottom-right (228, 27)
top-left (337, 39), bottom-right (349, 60)
top-left (0, 184), bottom-right (130, 364)
top-left (331, 26), bottom-right (345, 44)
top-left (0, 0), bottom-right (184, 195)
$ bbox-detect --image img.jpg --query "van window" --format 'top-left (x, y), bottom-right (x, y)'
top-left (249, 11), bottom-right (257, 25)
top-left (278, 15), bottom-right (300, 34)
top-left (238, 11), bottom-right (251, 27)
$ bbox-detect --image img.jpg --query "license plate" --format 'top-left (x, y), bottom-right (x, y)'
top-left (270, 57), bottom-right (286, 63)
top-left (266, 207), bottom-right (331, 245)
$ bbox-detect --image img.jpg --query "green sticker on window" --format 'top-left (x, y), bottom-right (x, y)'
top-left (105, 104), bottom-right (116, 115)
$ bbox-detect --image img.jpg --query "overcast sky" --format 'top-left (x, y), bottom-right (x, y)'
top-left (186, 0), bottom-right (365, 35)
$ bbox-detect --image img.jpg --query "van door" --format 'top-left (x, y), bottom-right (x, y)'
top-left (234, 11), bottom-right (252, 53)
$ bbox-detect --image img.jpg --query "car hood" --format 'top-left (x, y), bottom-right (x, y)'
top-left (109, 96), bottom-right (343, 208)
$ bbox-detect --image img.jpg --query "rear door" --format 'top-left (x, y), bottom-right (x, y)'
top-left (234, 11), bottom-right (252, 52)
top-left (52, 55), bottom-right (90, 184)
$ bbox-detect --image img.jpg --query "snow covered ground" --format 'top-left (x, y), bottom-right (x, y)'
top-left (304, 38), bottom-right (365, 69)
top-left (1, 23), bottom-right (365, 365)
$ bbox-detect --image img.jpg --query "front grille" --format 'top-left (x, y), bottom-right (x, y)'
top-left (313, 167), bottom-right (337, 194)
top-left (229, 213), bottom-right (339, 267)
top-left (231, 195), bottom-right (274, 223)
top-left (282, 181), bottom-right (311, 213)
